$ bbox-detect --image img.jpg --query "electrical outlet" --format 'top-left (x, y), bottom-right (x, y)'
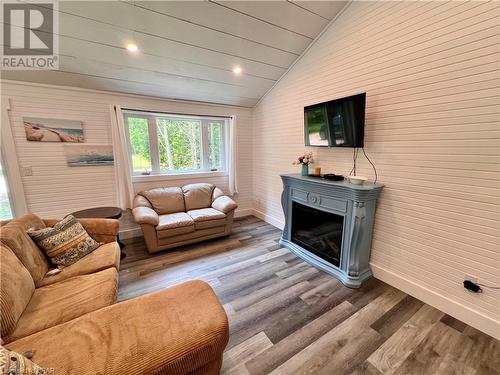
top-left (21, 166), bottom-right (33, 176)
top-left (464, 275), bottom-right (478, 284)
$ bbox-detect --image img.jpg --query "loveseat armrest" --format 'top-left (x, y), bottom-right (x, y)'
top-left (212, 195), bottom-right (237, 214)
top-left (132, 206), bottom-right (159, 226)
top-left (43, 218), bottom-right (119, 244)
top-left (7, 280), bottom-right (229, 375)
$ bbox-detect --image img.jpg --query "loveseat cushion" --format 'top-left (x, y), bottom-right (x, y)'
top-left (139, 187), bottom-right (185, 215)
top-left (6, 268), bottom-right (118, 343)
top-left (156, 213), bottom-right (195, 239)
top-left (0, 244), bottom-right (35, 338)
top-left (188, 208), bottom-right (227, 231)
top-left (187, 208), bottom-right (226, 222)
top-left (182, 183), bottom-right (215, 211)
top-left (37, 242), bottom-right (120, 287)
top-left (156, 212), bottom-right (194, 231)
top-left (6, 281), bottom-right (229, 375)
top-left (0, 216), bottom-right (49, 286)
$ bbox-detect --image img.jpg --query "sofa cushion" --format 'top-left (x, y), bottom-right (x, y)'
top-left (156, 212), bottom-right (194, 231)
top-left (6, 281), bottom-right (229, 375)
top-left (0, 216), bottom-right (49, 286)
top-left (37, 242), bottom-right (120, 287)
top-left (27, 215), bottom-right (101, 267)
top-left (6, 268), bottom-right (118, 343)
top-left (188, 208), bottom-right (226, 222)
top-left (0, 244), bottom-right (35, 338)
top-left (139, 187), bottom-right (185, 215)
top-left (182, 183), bottom-right (215, 211)
top-left (0, 346), bottom-right (44, 375)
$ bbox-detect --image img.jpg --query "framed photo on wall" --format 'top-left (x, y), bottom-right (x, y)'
top-left (23, 117), bottom-right (84, 143)
top-left (64, 144), bottom-right (114, 166)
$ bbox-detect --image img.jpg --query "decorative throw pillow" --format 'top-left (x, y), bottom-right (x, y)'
top-left (27, 215), bottom-right (101, 267)
top-left (0, 346), bottom-right (45, 374)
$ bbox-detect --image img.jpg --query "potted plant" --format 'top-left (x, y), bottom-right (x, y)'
top-left (293, 151), bottom-right (314, 176)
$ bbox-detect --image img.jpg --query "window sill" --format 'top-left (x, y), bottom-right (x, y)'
top-left (132, 170), bottom-right (228, 183)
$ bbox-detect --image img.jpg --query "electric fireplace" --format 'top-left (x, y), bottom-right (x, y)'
top-left (280, 174), bottom-right (383, 288)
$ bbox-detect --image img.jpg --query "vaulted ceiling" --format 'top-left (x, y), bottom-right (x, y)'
top-left (1, 1), bottom-right (347, 107)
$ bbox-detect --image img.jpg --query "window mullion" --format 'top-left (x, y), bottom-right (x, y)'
top-left (148, 116), bottom-right (160, 174)
top-left (201, 120), bottom-right (209, 171)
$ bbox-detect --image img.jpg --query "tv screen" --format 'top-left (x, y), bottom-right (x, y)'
top-left (304, 93), bottom-right (366, 147)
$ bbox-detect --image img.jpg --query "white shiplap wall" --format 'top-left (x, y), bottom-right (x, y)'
top-left (252, 1), bottom-right (500, 338)
top-left (1, 81), bottom-right (253, 218)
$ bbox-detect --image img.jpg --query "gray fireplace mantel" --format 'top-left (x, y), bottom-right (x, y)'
top-left (279, 174), bottom-right (384, 288)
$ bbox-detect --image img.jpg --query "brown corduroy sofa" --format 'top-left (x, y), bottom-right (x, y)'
top-left (133, 183), bottom-right (237, 253)
top-left (0, 213), bottom-right (229, 375)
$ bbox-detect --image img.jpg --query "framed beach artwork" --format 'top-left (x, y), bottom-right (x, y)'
top-left (64, 144), bottom-right (114, 166)
top-left (23, 117), bottom-right (84, 143)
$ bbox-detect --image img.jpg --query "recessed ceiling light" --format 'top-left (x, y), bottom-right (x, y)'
top-left (126, 43), bottom-right (139, 53)
top-left (233, 66), bottom-right (242, 75)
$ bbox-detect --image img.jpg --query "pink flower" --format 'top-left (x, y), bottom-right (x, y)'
top-left (293, 151), bottom-right (314, 166)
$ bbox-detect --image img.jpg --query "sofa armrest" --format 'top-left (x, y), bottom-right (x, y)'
top-left (212, 196), bottom-right (237, 214)
top-left (43, 218), bottom-right (119, 244)
top-left (132, 206), bottom-right (159, 226)
top-left (7, 280), bottom-right (229, 375)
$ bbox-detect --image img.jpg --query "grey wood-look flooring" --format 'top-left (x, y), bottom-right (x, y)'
top-left (118, 216), bottom-right (500, 375)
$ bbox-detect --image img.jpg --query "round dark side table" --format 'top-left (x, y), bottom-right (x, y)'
top-left (71, 206), bottom-right (126, 259)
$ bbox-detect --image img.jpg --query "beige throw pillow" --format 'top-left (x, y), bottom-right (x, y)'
top-left (27, 215), bottom-right (101, 267)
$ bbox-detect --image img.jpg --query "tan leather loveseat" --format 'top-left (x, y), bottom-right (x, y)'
top-left (1, 213), bottom-right (229, 375)
top-left (133, 183), bottom-right (237, 253)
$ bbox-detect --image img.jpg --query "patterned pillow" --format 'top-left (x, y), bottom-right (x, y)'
top-left (27, 215), bottom-right (101, 267)
top-left (0, 346), bottom-right (45, 374)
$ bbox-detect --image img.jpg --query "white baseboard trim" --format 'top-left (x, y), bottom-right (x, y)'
top-left (234, 208), bottom-right (253, 218)
top-left (251, 209), bottom-right (284, 230)
top-left (371, 263), bottom-right (500, 340)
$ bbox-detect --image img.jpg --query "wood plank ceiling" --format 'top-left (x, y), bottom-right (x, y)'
top-left (1, 1), bottom-right (347, 107)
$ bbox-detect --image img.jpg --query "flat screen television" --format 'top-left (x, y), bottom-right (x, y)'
top-left (304, 93), bottom-right (366, 147)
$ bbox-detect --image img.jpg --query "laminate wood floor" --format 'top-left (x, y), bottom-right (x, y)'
top-left (118, 216), bottom-right (499, 375)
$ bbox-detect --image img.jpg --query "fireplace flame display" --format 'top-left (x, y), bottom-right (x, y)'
top-left (291, 202), bottom-right (343, 267)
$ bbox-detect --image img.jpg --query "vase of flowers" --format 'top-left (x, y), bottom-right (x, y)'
top-left (293, 151), bottom-right (314, 176)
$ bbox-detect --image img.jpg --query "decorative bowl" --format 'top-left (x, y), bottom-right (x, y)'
top-left (348, 175), bottom-right (368, 185)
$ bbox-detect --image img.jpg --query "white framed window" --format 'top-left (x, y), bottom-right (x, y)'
top-left (123, 110), bottom-right (228, 179)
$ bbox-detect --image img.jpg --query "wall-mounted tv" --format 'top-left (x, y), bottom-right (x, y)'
top-left (304, 93), bottom-right (366, 148)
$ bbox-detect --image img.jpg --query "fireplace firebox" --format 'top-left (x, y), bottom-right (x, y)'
top-left (280, 174), bottom-right (383, 288)
top-left (291, 201), bottom-right (343, 267)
